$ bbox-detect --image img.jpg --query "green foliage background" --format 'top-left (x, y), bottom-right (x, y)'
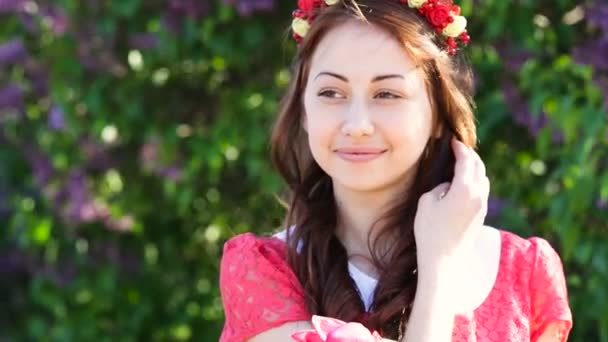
top-left (0, 0), bottom-right (607, 340)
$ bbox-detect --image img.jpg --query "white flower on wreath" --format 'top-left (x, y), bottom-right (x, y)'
top-left (325, 0), bottom-right (340, 5)
top-left (443, 15), bottom-right (467, 37)
top-left (407, 0), bottom-right (427, 8)
top-left (292, 18), bottom-right (311, 37)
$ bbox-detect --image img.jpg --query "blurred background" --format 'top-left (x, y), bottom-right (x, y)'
top-left (0, 0), bottom-right (607, 340)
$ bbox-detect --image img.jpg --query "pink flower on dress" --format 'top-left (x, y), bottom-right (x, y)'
top-left (292, 315), bottom-right (383, 342)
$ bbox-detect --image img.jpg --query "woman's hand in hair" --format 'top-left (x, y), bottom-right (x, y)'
top-left (413, 137), bottom-right (490, 279)
top-left (399, 138), bottom-right (489, 341)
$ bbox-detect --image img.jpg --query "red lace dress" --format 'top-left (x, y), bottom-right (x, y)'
top-left (219, 230), bottom-right (573, 341)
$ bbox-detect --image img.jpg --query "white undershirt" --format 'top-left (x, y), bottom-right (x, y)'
top-left (273, 228), bottom-right (378, 311)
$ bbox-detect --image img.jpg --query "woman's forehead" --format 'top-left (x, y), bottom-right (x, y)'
top-left (308, 21), bottom-right (418, 80)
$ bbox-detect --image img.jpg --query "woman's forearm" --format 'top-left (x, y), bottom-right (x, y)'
top-left (402, 273), bottom-right (456, 342)
top-left (287, 270), bottom-right (456, 342)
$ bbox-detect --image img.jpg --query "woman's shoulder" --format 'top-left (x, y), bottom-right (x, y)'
top-left (492, 226), bottom-right (570, 306)
top-left (495, 227), bottom-right (564, 265)
top-left (490, 227), bottom-right (572, 339)
top-left (219, 230), bottom-right (310, 341)
top-left (221, 231), bottom-right (291, 273)
top-left (467, 227), bottom-right (572, 337)
top-left (223, 231), bottom-right (288, 254)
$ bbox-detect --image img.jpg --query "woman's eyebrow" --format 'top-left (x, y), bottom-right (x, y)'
top-left (314, 72), bottom-right (405, 83)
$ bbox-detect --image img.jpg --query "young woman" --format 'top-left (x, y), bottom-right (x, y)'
top-left (219, 0), bottom-right (573, 341)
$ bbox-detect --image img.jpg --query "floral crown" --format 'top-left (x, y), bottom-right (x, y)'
top-left (291, 0), bottom-right (471, 55)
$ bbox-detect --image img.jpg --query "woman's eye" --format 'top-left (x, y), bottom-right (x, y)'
top-left (318, 90), bottom-right (345, 99)
top-left (375, 91), bottom-right (401, 99)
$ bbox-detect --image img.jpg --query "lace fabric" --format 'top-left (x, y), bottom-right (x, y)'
top-left (219, 233), bottom-right (310, 341)
top-left (528, 238), bottom-right (573, 341)
top-left (219, 230), bottom-right (572, 341)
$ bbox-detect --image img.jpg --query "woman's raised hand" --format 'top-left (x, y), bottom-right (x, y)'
top-left (413, 138), bottom-right (490, 276)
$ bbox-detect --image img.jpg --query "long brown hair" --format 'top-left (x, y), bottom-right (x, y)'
top-left (270, 0), bottom-right (477, 338)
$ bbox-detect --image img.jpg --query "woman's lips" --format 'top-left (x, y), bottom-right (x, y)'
top-left (334, 147), bottom-right (387, 163)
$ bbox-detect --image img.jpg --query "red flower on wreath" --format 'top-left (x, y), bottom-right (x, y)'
top-left (298, 0), bottom-right (317, 14)
top-left (292, 0), bottom-right (470, 56)
top-left (420, 1), bottom-right (453, 29)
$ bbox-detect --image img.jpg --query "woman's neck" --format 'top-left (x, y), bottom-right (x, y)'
top-left (333, 179), bottom-right (409, 261)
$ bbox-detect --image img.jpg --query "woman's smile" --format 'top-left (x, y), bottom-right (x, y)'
top-left (334, 146), bottom-right (388, 163)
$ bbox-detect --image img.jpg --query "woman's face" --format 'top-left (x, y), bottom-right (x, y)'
top-left (303, 20), bottom-right (435, 194)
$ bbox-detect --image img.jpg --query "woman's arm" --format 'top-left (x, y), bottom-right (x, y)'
top-left (401, 270), bottom-right (456, 342)
top-left (404, 139), bottom-right (488, 341)
top-left (536, 322), bottom-right (567, 342)
top-left (248, 279), bottom-right (455, 342)
top-left (247, 321), bottom-right (312, 341)
top-left (246, 271), bottom-right (455, 342)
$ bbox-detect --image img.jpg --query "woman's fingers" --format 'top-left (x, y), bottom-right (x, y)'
top-left (431, 182), bottom-right (451, 201)
top-left (414, 139), bottom-right (492, 271)
top-left (451, 138), bottom-right (469, 179)
top-left (470, 147), bottom-right (490, 197)
top-left (451, 138), bottom-right (475, 189)
top-left (450, 138), bottom-right (489, 212)
top-left (468, 146), bottom-right (490, 225)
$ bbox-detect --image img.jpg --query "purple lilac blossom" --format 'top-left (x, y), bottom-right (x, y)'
top-left (158, 165), bottom-right (184, 181)
top-left (89, 241), bottom-right (140, 273)
top-left (223, 0), bottom-right (275, 16)
top-left (501, 81), bottom-right (533, 127)
top-left (552, 130), bottom-right (565, 144)
top-left (62, 169), bottom-right (94, 221)
top-left (56, 263), bottom-right (77, 286)
top-left (139, 138), bottom-right (184, 180)
top-left (48, 104), bottom-right (65, 130)
top-left (75, 25), bottom-right (125, 75)
top-left (0, 84), bottom-right (24, 112)
top-left (500, 48), bottom-right (533, 73)
top-left (24, 59), bottom-right (50, 96)
top-left (0, 249), bottom-right (25, 274)
top-left (80, 136), bottom-right (114, 171)
top-left (19, 12), bottom-right (38, 32)
top-left (29, 71), bottom-right (49, 96)
top-left (0, 0), bottom-right (25, 13)
top-left (24, 147), bottom-right (54, 186)
top-left (41, 5), bottom-right (68, 35)
top-left (586, 2), bottom-right (608, 32)
top-left (236, 1), bottom-right (255, 16)
top-left (573, 39), bottom-right (608, 71)
top-left (593, 75), bottom-right (608, 110)
top-left (37, 262), bottom-right (77, 287)
top-left (487, 196), bottom-right (505, 220)
top-left (120, 249), bottom-right (141, 273)
top-left (500, 80), bottom-right (560, 139)
top-left (163, 0), bottom-right (211, 32)
top-left (161, 11), bottom-right (182, 33)
top-left (169, 0), bottom-right (210, 20)
top-left (574, 1), bottom-right (608, 111)
top-left (128, 33), bottom-right (159, 50)
top-left (495, 44), bottom-right (563, 140)
top-left (53, 168), bottom-right (119, 225)
top-left (0, 38), bottom-right (27, 67)
top-left (574, 1), bottom-right (608, 71)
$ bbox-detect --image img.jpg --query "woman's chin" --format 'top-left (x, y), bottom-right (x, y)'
top-left (331, 176), bottom-right (397, 194)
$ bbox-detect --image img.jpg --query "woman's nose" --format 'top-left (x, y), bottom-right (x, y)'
top-left (341, 103), bottom-right (375, 137)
